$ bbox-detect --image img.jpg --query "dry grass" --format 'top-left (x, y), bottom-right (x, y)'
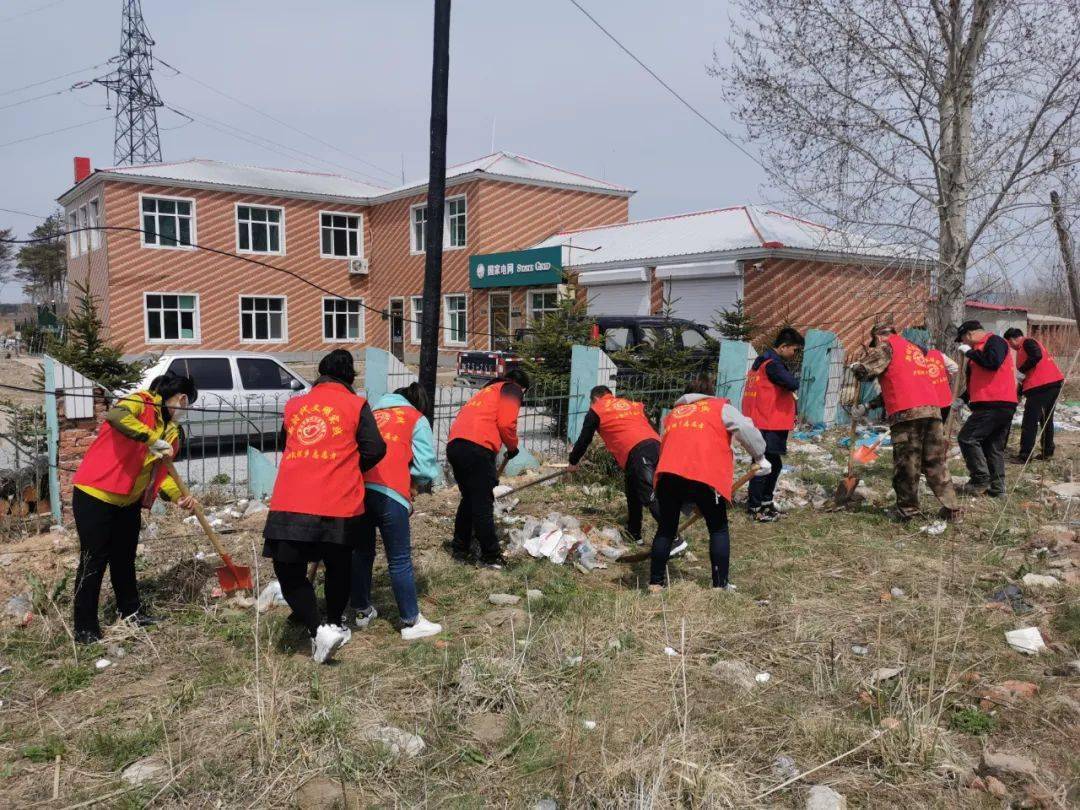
top-left (0, 421), bottom-right (1077, 808)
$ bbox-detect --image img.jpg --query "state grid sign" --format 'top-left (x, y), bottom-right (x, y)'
top-left (469, 246), bottom-right (562, 289)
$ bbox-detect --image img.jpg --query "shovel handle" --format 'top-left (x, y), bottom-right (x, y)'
top-left (163, 459), bottom-right (235, 567)
top-left (497, 455), bottom-right (511, 478)
top-left (499, 467), bottom-right (571, 498)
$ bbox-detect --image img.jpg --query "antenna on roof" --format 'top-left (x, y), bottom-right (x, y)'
top-left (400, 153), bottom-right (405, 184)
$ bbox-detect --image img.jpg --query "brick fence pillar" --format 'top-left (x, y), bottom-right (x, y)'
top-left (57, 387), bottom-right (108, 522)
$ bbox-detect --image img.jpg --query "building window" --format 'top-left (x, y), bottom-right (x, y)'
top-left (141, 196), bottom-right (194, 249)
top-left (410, 204), bottom-right (428, 253)
top-left (320, 212), bottom-right (363, 258)
top-left (447, 196), bottom-right (467, 248)
top-left (145, 293), bottom-right (199, 343)
top-left (528, 289), bottom-right (560, 324)
top-left (76, 206), bottom-right (88, 255)
top-left (87, 199), bottom-right (101, 250)
top-left (67, 211), bottom-right (79, 257)
top-left (236, 204), bottom-right (283, 254)
top-left (239, 296), bottom-right (286, 342)
top-left (410, 296), bottom-right (424, 343)
top-left (443, 294), bottom-right (467, 346)
top-left (322, 297), bottom-right (365, 342)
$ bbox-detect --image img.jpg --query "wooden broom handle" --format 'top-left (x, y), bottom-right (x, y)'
top-left (163, 459), bottom-right (233, 563)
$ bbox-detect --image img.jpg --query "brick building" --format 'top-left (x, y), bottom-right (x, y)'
top-left (533, 206), bottom-right (933, 351)
top-left (58, 152), bottom-right (632, 361)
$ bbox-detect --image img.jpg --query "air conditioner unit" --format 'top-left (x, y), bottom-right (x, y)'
top-left (348, 258), bottom-right (369, 275)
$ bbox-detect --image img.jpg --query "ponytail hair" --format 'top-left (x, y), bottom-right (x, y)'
top-left (394, 381), bottom-right (430, 414)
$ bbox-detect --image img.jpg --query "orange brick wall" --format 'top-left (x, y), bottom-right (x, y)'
top-left (743, 258), bottom-right (931, 353)
top-left (81, 178), bottom-right (628, 357)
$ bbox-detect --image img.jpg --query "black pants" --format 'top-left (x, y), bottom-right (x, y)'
top-left (624, 440), bottom-right (661, 543)
top-left (940, 406), bottom-right (951, 425)
top-left (747, 452), bottom-right (783, 509)
top-left (72, 488), bottom-right (143, 636)
top-left (446, 439), bottom-right (501, 561)
top-left (958, 406), bottom-right (1015, 495)
top-left (272, 543), bottom-right (352, 637)
top-left (651, 474), bottom-right (730, 588)
top-left (1018, 382), bottom-right (1061, 460)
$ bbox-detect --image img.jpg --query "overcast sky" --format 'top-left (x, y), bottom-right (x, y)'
top-left (0, 0), bottom-right (771, 303)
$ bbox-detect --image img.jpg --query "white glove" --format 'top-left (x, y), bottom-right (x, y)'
top-left (850, 404), bottom-right (868, 419)
top-left (753, 457), bottom-right (772, 477)
top-left (957, 343), bottom-right (971, 355)
top-left (149, 439), bottom-right (173, 459)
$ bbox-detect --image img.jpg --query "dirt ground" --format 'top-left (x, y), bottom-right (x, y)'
top-left (0, 397), bottom-right (1077, 807)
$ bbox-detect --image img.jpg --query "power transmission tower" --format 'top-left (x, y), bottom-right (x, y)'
top-left (98, 0), bottom-right (163, 165)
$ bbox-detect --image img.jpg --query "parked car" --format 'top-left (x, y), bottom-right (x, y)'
top-left (129, 351), bottom-right (310, 451)
top-left (454, 315), bottom-right (716, 387)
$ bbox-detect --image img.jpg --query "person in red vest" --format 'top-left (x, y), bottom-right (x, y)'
top-left (263, 350), bottom-right (386, 664)
top-left (1004, 327), bottom-right (1065, 462)
top-left (71, 372), bottom-right (199, 644)
top-left (849, 323), bottom-right (960, 521)
top-left (923, 345), bottom-right (958, 423)
top-left (446, 368), bottom-right (530, 568)
top-left (650, 378), bottom-right (768, 591)
top-left (350, 382), bottom-right (443, 641)
top-left (742, 327), bottom-right (804, 522)
top-left (566, 386), bottom-right (686, 552)
top-left (955, 320), bottom-right (1017, 497)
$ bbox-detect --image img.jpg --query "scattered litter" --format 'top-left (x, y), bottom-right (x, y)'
top-left (361, 725), bottom-right (425, 758)
top-left (1005, 627), bottom-right (1046, 655)
top-left (1046, 482), bottom-right (1080, 499)
top-left (710, 659), bottom-right (758, 690)
top-left (582, 720), bottom-right (597, 731)
top-left (488, 593), bottom-right (520, 606)
top-left (756, 598), bottom-right (771, 607)
top-left (755, 672), bottom-right (771, 683)
top-left (510, 512), bottom-right (612, 570)
top-left (243, 499), bottom-right (268, 517)
top-left (772, 754), bottom-right (799, 780)
top-left (95, 658), bottom-right (111, 670)
top-left (987, 584), bottom-right (1034, 615)
top-left (492, 484), bottom-right (514, 498)
top-left (140, 523), bottom-right (160, 540)
top-left (868, 666), bottom-right (904, 685)
top-left (106, 644), bottom-right (125, 659)
top-left (890, 587), bottom-right (905, 598)
top-left (3, 593), bottom-right (31, 619)
top-left (48, 524), bottom-right (67, 534)
top-left (1021, 573), bottom-right (1061, 589)
top-left (920, 521), bottom-right (947, 536)
top-left (533, 799), bottom-right (558, 810)
top-left (606, 638), bottom-right (622, 652)
top-left (256, 580), bottom-right (288, 612)
top-left (806, 784), bottom-right (847, 810)
top-left (663, 646), bottom-right (679, 657)
top-left (851, 644), bottom-right (869, 656)
top-left (565, 655), bottom-right (583, 666)
top-left (121, 757), bottom-right (167, 786)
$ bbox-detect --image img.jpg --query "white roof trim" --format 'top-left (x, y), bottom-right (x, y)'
top-left (576, 267), bottom-right (649, 286)
top-left (654, 261), bottom-right (739, 280)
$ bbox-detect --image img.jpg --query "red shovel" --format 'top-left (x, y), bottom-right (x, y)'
top-left (165, 460), bottom-right (253, 593)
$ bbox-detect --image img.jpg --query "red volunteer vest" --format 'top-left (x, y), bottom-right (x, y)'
top-left (448, 381), bottom-right (510, 453)
top-left (656, 397), bottom-right (735, 501)
top-left (269, 382), bottom-right (366, 518)
top-left (742, 358), bottom-right (797, 430)
top-left (967, 334), bottom-right (1018, 404)
top-left (73, 391), bottom-right (177, 503)
top-left (591, 394), bottom-right (660, 469)
top-left (878, 334), bottom-right (939, 415)
top-left (1017, 339), bottom-right (1064, 392)
top-left (924, 350), bottom-right (953, 408)
top-left (364, 405), bottom-right (424, 504)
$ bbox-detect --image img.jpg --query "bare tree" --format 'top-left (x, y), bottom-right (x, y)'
top-left (718, 0), bottom-right (1080, 346)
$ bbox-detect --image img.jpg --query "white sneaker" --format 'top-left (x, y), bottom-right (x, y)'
top-left (668, 539), bottom-right (688, 558)
top-left (720, 583), bottom-right (737, 592)
top-left (354, 606), bottom-right (378, 629)
top-left (334, 625), bottom-right (352, 648)
top-left (401, 614), bottom-right (442, 641)
top-left (311, 624), bottom-right (347, 664)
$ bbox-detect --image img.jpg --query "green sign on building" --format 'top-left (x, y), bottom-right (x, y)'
top-left (469, 246), bottom-right (562, 289)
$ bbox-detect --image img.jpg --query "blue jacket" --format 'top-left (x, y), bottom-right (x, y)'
top-left (751, 348), bottom-right (800, 391)
top-left (365, 393), bottom-right (442, 512)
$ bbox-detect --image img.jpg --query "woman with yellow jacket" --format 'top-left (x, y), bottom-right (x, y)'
top-left (70, 372), bottom-right (198, 643)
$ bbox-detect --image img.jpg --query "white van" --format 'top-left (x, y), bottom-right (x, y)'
top-left (134, 351), bottom-right (310, 449)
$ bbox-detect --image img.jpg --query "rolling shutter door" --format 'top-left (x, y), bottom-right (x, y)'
top-left (656, 262), bottom-right (742, 330)
top-left (579, 267), bottom-right (651, 316)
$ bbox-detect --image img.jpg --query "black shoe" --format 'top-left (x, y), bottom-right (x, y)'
top-left (1008, 456), bottom-right (1028, 465)
top-left (885, 508), bottom-right (916, 523)
top-left (1035, 453), bottom-right (1053, 461)
top-left (123, 611), bottom-right (159, 628)
top-left (957, 482), bottom-right (989, 496)
top-left (450, 548), bottom-right (474, 565)
top-left (74, 629), bottom-right (102, 645)
top-left (480, 553), bottom-right (507, 570)
top-left (986, 490), bottom-right (1004, 498)
top-left (749, 507), bottom-right (780, 523)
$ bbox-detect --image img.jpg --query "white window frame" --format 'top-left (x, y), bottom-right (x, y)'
top-left (409, 194), bottom-right (467, 254)
top-left (525, 287), bottom-right (560, 325)
top-left (409, 295), bottom-right (424, 344)
top-left (139, 193), bottom-right (197, 251)
top-left (387, 296), bottom-right (406, 351)
top-left (443, 293), bottom-right (468, 347)
top-left (321, 296), bottom-right (366, 343)
top-left (238, 294), bottom-right (288, 344)
top-left (76, 205), bottom-right (88, 255)
top-left (143, 291), bottom-right (201, 345)
top-left (67, 210), bottom-right (79, 257)
top-left (235, 202), bottom-right (285, 256)
top-left (318, 210), bottom-right (364, 259)
top-left (87, 198), bottom-right (101, 251)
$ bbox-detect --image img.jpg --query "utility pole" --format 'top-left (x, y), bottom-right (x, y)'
top-left (418, 0), bottom-right (451, 420)
top-left (1050, 190), bottom-right (1080, 329)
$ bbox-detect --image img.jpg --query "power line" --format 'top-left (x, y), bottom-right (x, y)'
top-left (0, 61), bottom-right (112, 98)
top-left (565, 0), bottom-right (769, 175)
top-left (0, 0), bottom-right (70, 24)
top-left (0, 117), bottom-right (109, 150)
top-left (0, 85), bottom-right (76, 112)
top-left (155, 57), bottom-right (399, 183)
top-left (0, 206), bottom-right (50, 220)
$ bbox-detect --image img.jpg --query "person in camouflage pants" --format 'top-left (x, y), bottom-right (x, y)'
top-left (849, 322), bottom-right (960, 521)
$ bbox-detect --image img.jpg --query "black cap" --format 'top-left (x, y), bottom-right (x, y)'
top-left (956, 320), bottom-right (982, 342)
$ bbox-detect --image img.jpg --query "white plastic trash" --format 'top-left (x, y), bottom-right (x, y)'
top-left (1005, 627), bottom-right (1046, 655)
top-left (256, 580), bottom-right (288, 613)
